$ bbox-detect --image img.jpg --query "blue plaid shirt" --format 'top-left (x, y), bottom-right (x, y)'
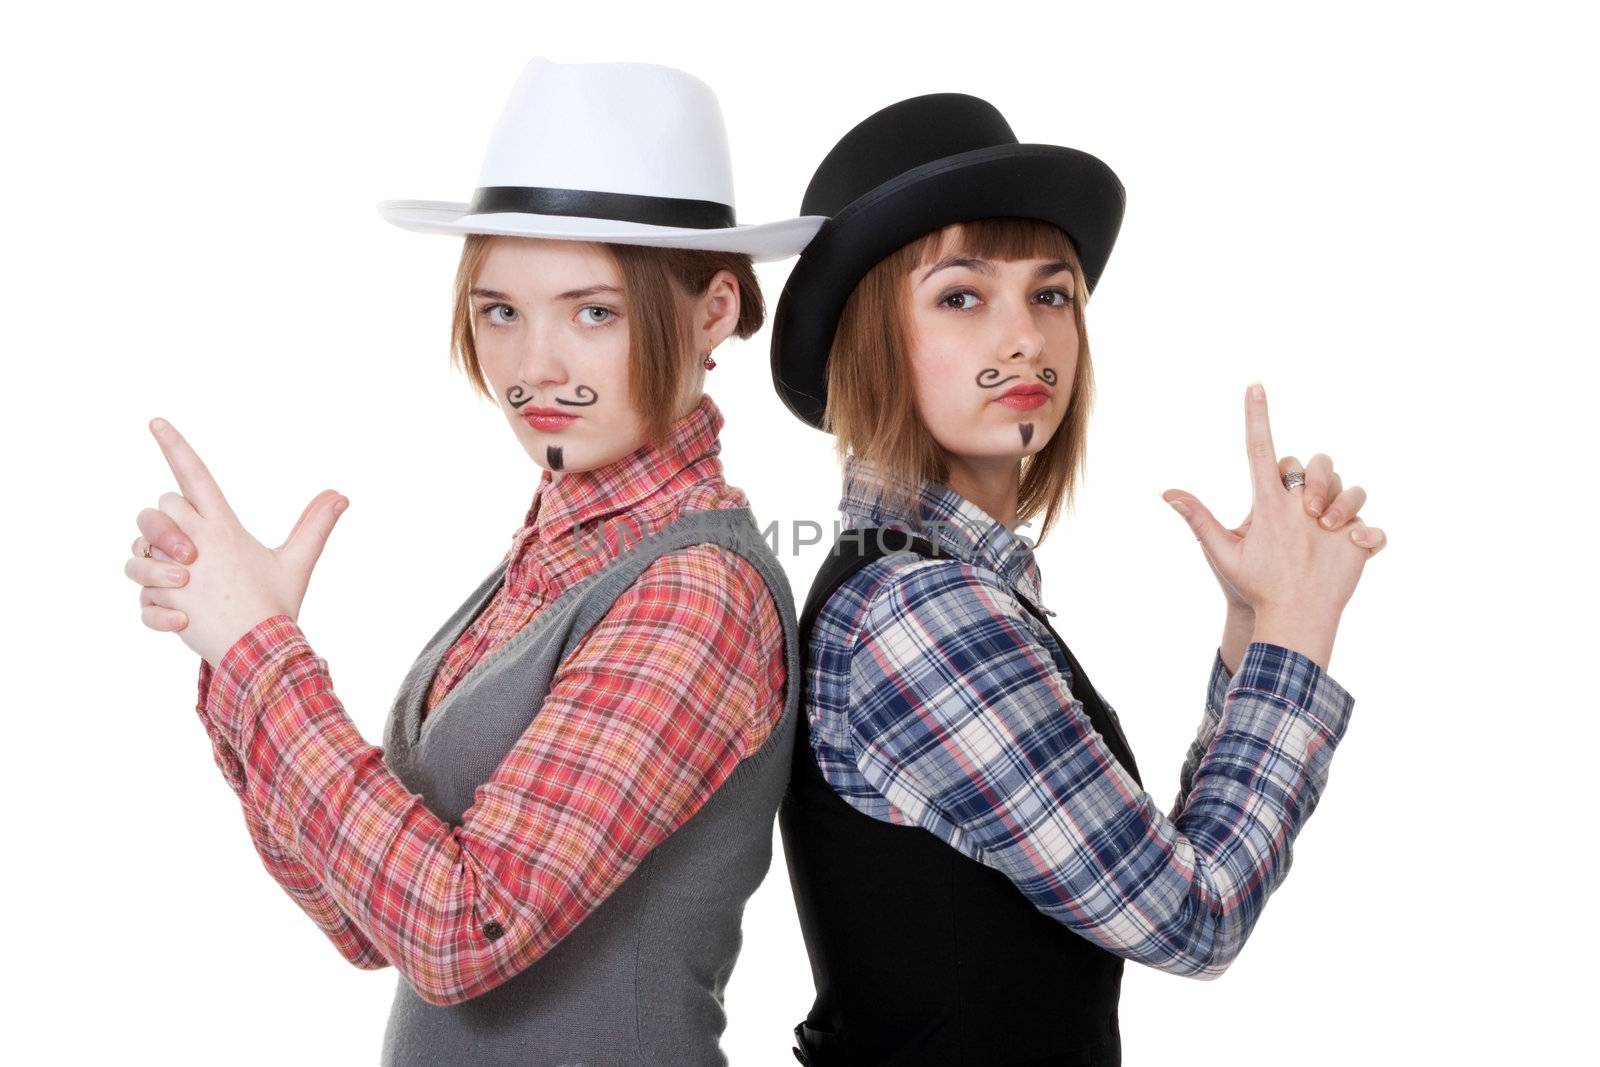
top-left (804, 454), bottom-right (1357, 978)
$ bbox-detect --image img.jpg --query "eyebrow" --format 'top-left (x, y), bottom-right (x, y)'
top-left (919, 255), bottom-right (990, 284)
top-left (917, 256), bottom-right (1076, 286)
top-left (470, 284), bottom-right (625, 302)
top-left (555, 283), bottom-right (624, 301)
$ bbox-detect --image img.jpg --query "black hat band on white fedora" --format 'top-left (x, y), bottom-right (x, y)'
top-left (465, 186), bottom-right (736, 231)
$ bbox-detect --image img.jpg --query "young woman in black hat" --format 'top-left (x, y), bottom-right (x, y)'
top-left (772, 93), bottom-right (1387, 1066)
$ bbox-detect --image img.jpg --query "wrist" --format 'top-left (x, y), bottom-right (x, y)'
top-left (1251, 606), bottom-right (1340, 672)
top-left (1220, 606), bottom-right (1254, 676)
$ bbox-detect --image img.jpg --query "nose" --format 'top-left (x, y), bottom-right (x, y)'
top-left (998, 297), bottom-right (1046, 363)
top-left (514, 321), bottom-right (569, 396)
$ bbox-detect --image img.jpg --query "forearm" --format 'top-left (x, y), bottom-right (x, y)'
top-left (1170, 606), bottom-right (1254, 821)
top-left (195, 660), bottom-right (390, 969)
top-left (205, 618), bottom-right (531, 1005)
top-left (232, 784), bottom-right (393, 970)
top-left (1169, 646), bottom-right (1234, 821)
top-left (1159, 642), bottom-right (1353, 974)
top-left (1059, 643), bottom-right (1354, 976)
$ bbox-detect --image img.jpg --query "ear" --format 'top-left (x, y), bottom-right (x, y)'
top-left (694, 268), bottom-right (741, 350)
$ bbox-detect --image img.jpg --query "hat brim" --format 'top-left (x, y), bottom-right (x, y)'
top-left (377, 199), bottom-right (827, 263)
top-left (770, 142), bottom-right (1126, 429)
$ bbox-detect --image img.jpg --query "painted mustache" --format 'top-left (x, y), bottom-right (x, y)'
top-left (554, 386), bottom-right (598, 406)
top-left (506, 384), bottom-right (600, 409)
top-left (975, 368), bottom-right (1058, 389)
top-left (975, 368), bottom-right (1057, 450)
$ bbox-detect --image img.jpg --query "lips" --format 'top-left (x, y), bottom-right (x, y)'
top-left (521, 406), bottom-right (579, 431)
top-left (993, 384), bottom-right (1051, 411)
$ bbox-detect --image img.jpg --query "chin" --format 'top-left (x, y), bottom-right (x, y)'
top-left (990, 425), bottom-right (1055, 457)
top-left (945, 442), bottom-right (1032, 467)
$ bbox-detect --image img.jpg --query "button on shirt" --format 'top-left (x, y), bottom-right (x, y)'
top-left (190, 394), bottom-right (787, 1005)
top-left (804, 454), bottom-right (1356, 978)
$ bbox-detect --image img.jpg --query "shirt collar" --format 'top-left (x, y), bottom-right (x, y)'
top-left (837, 452), bottom-right (1048, 611)
top-left (523, 392), bottom-right (728, 547)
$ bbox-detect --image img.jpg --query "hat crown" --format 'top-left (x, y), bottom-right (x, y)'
top-left (799, 93), bottom-right (1018, 217)
top-left (476, 58), bottom-right (736, 206)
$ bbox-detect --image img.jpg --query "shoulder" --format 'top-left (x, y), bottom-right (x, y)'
top-left (847, 554), bottom-right (1031, 652)
top-left (840, 554), bottom-right (1057, 711)
top-left (571, 542), bottom-right (781, 699)
top-left (842, 558), bottom-right (1066, 750)
top-left (617, 542), bottom-right (770, 624)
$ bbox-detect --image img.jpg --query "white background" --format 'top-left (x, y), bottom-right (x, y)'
top-left (6, 1), bottom-right (1595, 1063)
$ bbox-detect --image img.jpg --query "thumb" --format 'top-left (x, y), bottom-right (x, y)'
top-left (279, 490), bottom-right (349, 576)
top-left (1161, 490), bottom-right (1232, 555)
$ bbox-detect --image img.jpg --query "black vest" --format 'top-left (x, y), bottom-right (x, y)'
top-left (779, 528), bottom-right (1144, 1067)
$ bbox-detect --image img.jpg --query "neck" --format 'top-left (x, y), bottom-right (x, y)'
top-left (943, 453), bottom-right (1021, 529)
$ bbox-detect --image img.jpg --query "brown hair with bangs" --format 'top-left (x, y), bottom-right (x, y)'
top-left (447, 234), bottom-right (765, 445)
top-left (824, 216), bottom-right (1094, 544)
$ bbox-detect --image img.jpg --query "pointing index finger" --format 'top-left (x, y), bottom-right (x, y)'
top-left (149, 418), bottom-right (235, 522)
top-left (1244, 383), bottom-right (1280, 501)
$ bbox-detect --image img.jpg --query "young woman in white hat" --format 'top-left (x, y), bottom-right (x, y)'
top-left (126, 58), bottom-right (823, 1066)
top-left (771, 93), bottom-right (1388, 1066)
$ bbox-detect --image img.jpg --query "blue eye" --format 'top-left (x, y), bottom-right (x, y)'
top-left (579, 305), bottom-right (616, 326)
top-left (478, 303), bottom-right (516, 326)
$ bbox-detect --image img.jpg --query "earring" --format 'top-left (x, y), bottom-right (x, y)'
top-left (701, 350), bottom-right (717, 370)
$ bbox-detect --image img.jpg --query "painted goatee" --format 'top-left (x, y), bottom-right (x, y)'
top-left (1020, 423), bottom-right (1034, 447)
top-left (546, 446), bottom-right (564, 471)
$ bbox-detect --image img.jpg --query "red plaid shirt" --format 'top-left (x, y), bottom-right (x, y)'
top-left (191, 394), bottom-right (787, 1005)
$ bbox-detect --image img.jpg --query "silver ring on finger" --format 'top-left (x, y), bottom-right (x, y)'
top-left (1281, 470), bottom-right (1306, 491)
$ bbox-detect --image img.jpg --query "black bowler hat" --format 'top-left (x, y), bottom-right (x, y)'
top-left (769, 93), bottom-right (1127, 430)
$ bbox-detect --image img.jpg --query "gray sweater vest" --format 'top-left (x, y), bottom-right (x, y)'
top-left (377, 505), bottom-right (800, 1066)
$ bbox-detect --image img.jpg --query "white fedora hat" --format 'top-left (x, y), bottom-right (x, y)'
top-left (377, 58), bottom-right (825, 262)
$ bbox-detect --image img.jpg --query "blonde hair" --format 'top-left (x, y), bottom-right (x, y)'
top-left (448, 235), bottom-right (765, 445)
top-left (823, 216), bottom-right (1095, 545)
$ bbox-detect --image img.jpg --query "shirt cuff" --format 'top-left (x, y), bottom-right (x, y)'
top-left (1228, 640), bottom-right (1354, 743)
top-left (1206, 647), bottom-right (1233, 719)
top-left (206, 613), bottom-right (310, 750)
top-left (196, 657), bottom-right (247, 794)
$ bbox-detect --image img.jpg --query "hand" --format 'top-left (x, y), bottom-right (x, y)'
top-left (1194, 456), bottom-right (1377, 618)
top-left (127, 506), bottom-right (201, 632)
top-left (1160, 384), bottom-right (1385, 619)
top-left (127, 417), bottom-right (350, 667)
